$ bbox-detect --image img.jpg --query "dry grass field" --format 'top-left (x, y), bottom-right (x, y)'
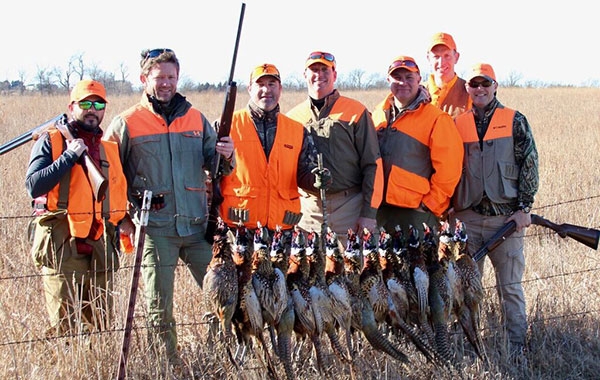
top-left (0, 87), bottom-right (599, 380)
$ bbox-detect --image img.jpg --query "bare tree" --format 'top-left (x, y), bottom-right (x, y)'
top-left (504, 70), bottom-right (523, 88)
top-left (345, 68), bottom-right (367, 89)
top-left (35, 66), bottom-right (55, 94)
top-left (72, 52), bottom-right (86, 81)
top-left (118, 62), bottom-right (129, 82)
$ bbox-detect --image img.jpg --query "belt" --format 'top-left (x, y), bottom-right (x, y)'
top-left (328, 185), bottom-right (361, 199)
top-left (300, 185), bottom-right (361, 199)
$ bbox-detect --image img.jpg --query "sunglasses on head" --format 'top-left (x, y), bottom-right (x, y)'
top-left (308, 52), bottom-right (335, 62)
top-left (78, 100), bottom-right (106, 111)
top-left (144, 48), bottom-right (174, 59)
top-left (389, 59), bottom-right (419, 71)
top-left (468, 79), bottom-right (494, 88)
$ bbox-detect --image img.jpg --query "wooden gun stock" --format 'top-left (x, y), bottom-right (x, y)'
top-left (54, 115), bottom-right (108, 201)
top-left (531, 214), bottom-right (599, 250)
top-left (473, 213), bottom-right (600, 262)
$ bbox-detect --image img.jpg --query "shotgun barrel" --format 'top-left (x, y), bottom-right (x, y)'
top-left (0, 114), bottom-right (63, 155)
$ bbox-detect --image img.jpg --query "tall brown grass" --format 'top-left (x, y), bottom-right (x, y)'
top-left (0, 87), bottom-right (598, 380)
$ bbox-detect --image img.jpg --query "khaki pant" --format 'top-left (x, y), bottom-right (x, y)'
top-left (42, 248), bottom-right (114, 335)
top-left (454, 208), bottom-right (527, 345)
top-left (298, 188), bottom-right (363, 246)
top-left (142, 232), bottom-right (211, 359)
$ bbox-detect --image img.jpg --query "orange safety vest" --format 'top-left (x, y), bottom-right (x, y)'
top-left (453, 107), bottom-right (517, 211)
top-left (46, 128), bottom-right (127, 239)
top-left (220, 109), bottom-right (304, 230)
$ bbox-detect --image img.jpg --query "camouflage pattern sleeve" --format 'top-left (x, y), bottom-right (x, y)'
top-left (513, 111), bottom-right (539, 205)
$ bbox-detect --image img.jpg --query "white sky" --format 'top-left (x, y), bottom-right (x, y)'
top-left (2, 0), bottom-right (597, 86)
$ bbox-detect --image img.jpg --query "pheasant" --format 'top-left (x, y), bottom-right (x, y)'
top-left (378, 227), bottom-right (409, 326)
top-left (405, 225), bottom-right (435, 345)
top-left (202, 218), bottom-right (238, 345)
top-left (376, 228), bottom-right (442, 365)
top-left (423, 222), bottom-right (454, 364)
top-left (251, 222), bottom-right (290, 376)
top-left (269, 225), bottom-right (295, 380)
top-left (451, 219), bottom-right (485, 360)
top-left (230, 222), bottom-right (279, 378)
top-left (286, 227), bottom-right (327, 374)
top-left (306, 229), bottom-right (353, 365)
top-left (324, 228), bottom-right (354, 355)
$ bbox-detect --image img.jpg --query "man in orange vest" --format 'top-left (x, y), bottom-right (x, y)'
top-left (25, 80), bottom-right (128, 337)
top-left (372, 56), bottom-right (464, 238)
top-left (451, 63), bottom-right (539, 365)
top-left (424, 32), bottom-right (471, 117)
top-left (287, 51), bottom-right (383, 244)
top-left (221, 63), bottom-right (329, 235)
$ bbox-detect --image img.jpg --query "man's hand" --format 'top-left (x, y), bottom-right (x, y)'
top-left (216, 136), bottom-right (234, 160)
top-left (356, 217), bottom-right (377, 234)
top-left (312, 166), bottom-right (332, 190)
top-left (507, 210), bottom-right (532, 232)
top-left (66, 138), bottom-right (87, 158)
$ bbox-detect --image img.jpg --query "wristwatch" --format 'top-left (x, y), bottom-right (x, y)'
top-left (518, 202), bottom-right (532, 214)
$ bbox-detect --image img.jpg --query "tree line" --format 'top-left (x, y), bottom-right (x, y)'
top-left (1, 53), bottom-right (595, 96)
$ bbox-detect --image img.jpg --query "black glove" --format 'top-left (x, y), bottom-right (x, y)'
top-left (312, 167), bottom-right (332, 190)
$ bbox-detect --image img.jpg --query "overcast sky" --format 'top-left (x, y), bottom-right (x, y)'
top-left (2, 0), bottom-right (597, 86)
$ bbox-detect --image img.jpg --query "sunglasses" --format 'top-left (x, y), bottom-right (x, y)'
top-left (389, 59), bottom-right (419, 71)
top-left (144, 48), bottom-right (174, 60)
top-left (78, 100), bottom-right (106, 111)
top-left (307, 52), bottom-right (335, 62)
top-left (468, 79), bottom-right (494, 88)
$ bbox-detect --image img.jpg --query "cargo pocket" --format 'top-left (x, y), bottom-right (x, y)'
top-left (30, 210), bottom-right (74, 269)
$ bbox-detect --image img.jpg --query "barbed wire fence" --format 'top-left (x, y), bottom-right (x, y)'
top-left (0, 197), bottom-right (598, 350)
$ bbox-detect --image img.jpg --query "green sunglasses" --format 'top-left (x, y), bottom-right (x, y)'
top-left (78, 100), bottom-right (106, 111)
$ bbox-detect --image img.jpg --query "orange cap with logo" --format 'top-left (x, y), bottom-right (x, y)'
top-left (250, 63), bottom-right (281, 83)
top-left (70, 80), bottom-right (107, 103)
top-left (428, 32), bottom-right (457, 51)
top-left (467, 63), bottom-right (496, 82)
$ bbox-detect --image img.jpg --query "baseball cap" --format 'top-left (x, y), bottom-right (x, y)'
top-left (467, 63), bottom-right (496, 82)
top-left (70, 80), bottom-right (107, 103)
top-left (305, 51), bottom-right (336, 70)
top-left (388, 56), bottom-right (420, 75)
top-left (250, 63), bottom-right (281, 83)
top-left (428, 32), bottom-right (457, 51)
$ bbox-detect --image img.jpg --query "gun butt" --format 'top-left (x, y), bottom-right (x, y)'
top-left (532, 214), bottom-right (600, 250)
top-left (563, 224), bottom-right (600, 250)
top-left (83, 154), bottom-right (108, 201)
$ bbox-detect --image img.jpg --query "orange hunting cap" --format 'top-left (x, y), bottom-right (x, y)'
top-left (250, 63), bottom-right (281, 83)
top-left (388, 56), bottom-right (420, 75)
top-left (467, 63), bottom-right (497, 82)
top-left (70, 79), bottom-right (107, 103)
top-left (305, 51), bottom-right (336, 69)
top-left (428, 32), bottom-right (457, 51)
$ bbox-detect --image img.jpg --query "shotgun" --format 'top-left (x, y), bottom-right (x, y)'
top-left (205, 2), bottom-right (246, 243)
top-left (0, 114), bottom-right (64, 155)
top-left (54, 115), bottom-right (108, 201)
top-left (117, 190), bottom-right (152, 380)
top-left (472, 213), bottom-right (600, 262)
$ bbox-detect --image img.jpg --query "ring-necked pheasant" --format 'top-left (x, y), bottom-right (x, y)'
top-left (230, 222), bottom-right (280, 378)
top-left (202, 218), bottom-right (238, 345)
top-left (251, 222), bottom-right (290, 378)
